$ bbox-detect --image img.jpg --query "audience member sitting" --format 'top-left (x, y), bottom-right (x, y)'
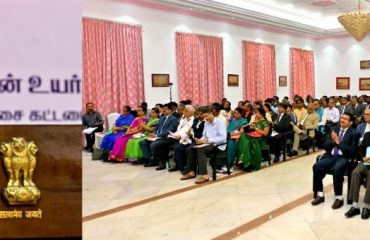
top-left (82, 102), bottom-right (104, 153)
top-left (140, 103), bottom-right (178, 167)
top-left (356, 109), bottom-right (370, 145)
top-left (269, 103), bottom-right (293, 163)
top-left (311, 112), bottom-right (358, 209)
top-left (180, 106), bottom-right (227, 184)
top-left (345, 120), bottom-right (370, 219)
top-left (172, 108), bottom-right (205, 173)
top-left (337, 96), bottom-right (354, 116)
top-left (293, 98), bottom-right (308, 124)
top-left (320, 98), bottom-right (340, 133)
top-left (290, 103), bottom-right (319, 156)
top-left (109, 106), bottom-right (148, 162)
top-left (226, 107), bottom-right (248, 172)
top-left (243, 102), bottom-right (254, 123)
top-left (263, 103), bottom-right (276, 123)
top-left (286, 103), bottom-right (297, 124)
top-left (157, 105), bottom-right (195, 171)
top-left (126, 108), bottom-right (160, 164)
top-left (236, 107), bottom-right (270, 171)
top-left (100, 105), bottom-right (134, 151)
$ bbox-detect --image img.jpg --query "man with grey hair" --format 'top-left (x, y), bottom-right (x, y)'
top-left (156, 105), bottom-right (195, 171)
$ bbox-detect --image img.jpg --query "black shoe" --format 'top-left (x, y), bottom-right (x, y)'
top-left (311, 196), bottom-right (325, 206)
top-left (361, 207), bottom-right (370, 220)
top-left (168, 166), bottom-right (179, 172)
top-left (332, 199), bottom-right (344, 209)
top-left (273, 156), bottom-right (280, 163)
top-left (144, 161), bottom-right (158, 167)
top-left (291, 150), bottom-right (298, 156)
top-left (156, 165), bottom-right (166, 170)
top-left (345, 207), bottom-right (360, 218)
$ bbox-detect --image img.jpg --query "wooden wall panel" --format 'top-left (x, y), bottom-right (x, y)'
top-left (0, 125), bottom-right (82, 238)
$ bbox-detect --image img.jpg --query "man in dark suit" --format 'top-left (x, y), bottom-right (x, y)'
top-left (345, 130), bottom-right (370, 219)
top-left (312, 112), bottom-right (358, 209)
top-left (140, 103), bottom-right (179, 168)
top-left (269, 103), bottom-right (293, 163)
top-left (356, 109), bottom-right (370, 144)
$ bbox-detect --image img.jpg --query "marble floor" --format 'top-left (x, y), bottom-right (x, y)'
top-left (83, 150), bottom-right (368, 240)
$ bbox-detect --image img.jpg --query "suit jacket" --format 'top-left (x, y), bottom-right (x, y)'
top-left (299, 112), bottom-right (319, 137)
top-left (323, 126), bottom-right (357, 158)
top-left (356, 122), bottom-right (369, 140)
top-left (354, 104), bottom-right (366, 118)
top-left (359, 131), bottom-right (370, 160)
top-left (273, 113), bottom-right (293, 134)
top-left (156, 114), bottom-right (179, 138)
top-left (337, 105), bottom-right (355, 115)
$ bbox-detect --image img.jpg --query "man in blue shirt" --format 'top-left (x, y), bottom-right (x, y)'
top-left (180, 106), bottom-right (227, 184)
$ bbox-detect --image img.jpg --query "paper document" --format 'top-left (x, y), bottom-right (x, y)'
top-left (192, 143), bottom-right (210, 148)
top-left (147, 136), bottom-right (160, 142)
top-left (83, 127), bottom-right (97, 134)
top-left (271, 130), bottom-right (279, 137)
top-left (365, 146), bottom-right (370, 166)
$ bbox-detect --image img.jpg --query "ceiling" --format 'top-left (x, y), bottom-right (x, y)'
top-left (151, 0), bottom-right (370, 37)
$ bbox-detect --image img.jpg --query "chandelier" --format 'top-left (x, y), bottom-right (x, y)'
top-left (338, 0), bottom-right (370, 41)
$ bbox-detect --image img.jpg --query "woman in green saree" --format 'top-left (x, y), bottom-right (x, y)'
top-left (125, 108), bottom-right (160, 163)
top-left (235, 107), bottom-right (270, 172)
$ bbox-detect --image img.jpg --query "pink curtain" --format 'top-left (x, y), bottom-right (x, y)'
top-left (176, 32), bottom-right (223, 105)
top-left (242, 41), bottom-right (276, 101)
top-left (83, 18), bottom-right (144, 119)
top-left (290, 48), bottom-right (315, 99)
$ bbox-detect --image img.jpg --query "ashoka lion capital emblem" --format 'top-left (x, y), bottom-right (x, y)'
top-left (0, 137), bottom-right (41, 205)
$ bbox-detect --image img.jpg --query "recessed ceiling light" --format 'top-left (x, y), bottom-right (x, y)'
top-left (310, 0), bottom-right (337, 7)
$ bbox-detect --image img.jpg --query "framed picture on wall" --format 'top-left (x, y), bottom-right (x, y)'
top-left (336, 77), bottom-right (350, 89)
top-left (359, 78), bottom-right (370, 90)
top-left (279, 76), bottom-right (287, 87)
top-left (227, 74), bottom-right (239, 86)
top-left (360, 60), bottom-right (370, 69)
top-left (152, 74), bottom-right (170, 87)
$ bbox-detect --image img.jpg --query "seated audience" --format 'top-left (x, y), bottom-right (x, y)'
top-left (345, 130), bottom-right (370, 219)
top-left (109, 106), bottom-right (148, 162)
top-left (140, 103), bottom-right (178, 167)
top-left (226, 107), bottom-right (248, 171)
top-left (290, 103), bottom-right (319, 156)
top-left (269, 103), bottom-right (293, 163)
top-left (320, 98), bottom-right (340, 133)
top-left (126, 108), bottom-right (160, 164)
top-left (172, 108), bottom-right (205, 172)
top-left (82, 102), bottom-right (104, 152)
top-left (100, 105), bottom-right (134, 150)
top-left (236, 107), bottom-right (270, 171)
top-left (311, 112), bottom-right (357, 209)
top-left (180, 106), bottom-right (227, 184)
top-left (157, 105), bottom-right (195, 171)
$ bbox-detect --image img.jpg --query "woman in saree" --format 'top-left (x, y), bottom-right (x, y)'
top-left (109, 106), bottom-right (148, 162)
top-left (226, 107), bottom-right (248, 171)
top-left (234, 107), bottom-right (270, 172)
top-left (125, 108), bottom-right (160, 163)
top-left (100, 105), bottom-right (134, 150)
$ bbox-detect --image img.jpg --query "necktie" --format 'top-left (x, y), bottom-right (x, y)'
top-left (276, 114), bottom-right (281, 124)
top-left (334, 130), bottom-right (344, 156)
top-left (341, 106), bottom-right (346, 115)
top-left (158, 117), bottom-right (168, 134)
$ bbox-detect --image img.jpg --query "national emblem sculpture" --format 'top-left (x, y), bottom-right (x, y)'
top-left (0, 137), bottom-right (41, 205)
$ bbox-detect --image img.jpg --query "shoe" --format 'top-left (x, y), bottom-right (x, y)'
top-left (168, 166), bottom-right (179, 172)
top-left (291, 150), bottom-right (298, 156)
top-left (345, 207), bottom-right (360, 218)
top-left (331, 199), bottom-right (344, 209)
top-left (273, 156), bottom-right (280, 163)
top-left (180, 173), bottom-right (196, 180)
top-left (144, 161), bottom-right (158, 167)
top-left (155, 165), bottom-right (166, 170)
top-left (195, 177), bottom-right (210, 184)
top-left (311, 196), bottom-right (325, 206)
top-left (361, 207), bottom-right (370, 220)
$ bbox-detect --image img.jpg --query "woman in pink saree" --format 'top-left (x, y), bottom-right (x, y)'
top-left (109, 106), bottom-right (148, 162)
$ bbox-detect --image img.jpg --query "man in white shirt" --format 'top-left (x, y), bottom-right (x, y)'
top-left (320, 98), bottom-right (340, 133)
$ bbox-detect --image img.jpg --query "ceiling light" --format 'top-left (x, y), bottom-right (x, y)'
top-left (310, 0), bottom-right (337, 7)
top-left (338, 0), bottom-right (370, 41)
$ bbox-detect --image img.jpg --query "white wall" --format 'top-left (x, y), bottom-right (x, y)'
top-left (82, 0), bottom-right (368, 108)
top-left (315, 37), bottom-right (370, 97)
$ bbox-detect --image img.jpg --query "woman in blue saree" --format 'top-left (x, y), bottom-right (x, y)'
top-left (100, 105), bottom-right (134, 150)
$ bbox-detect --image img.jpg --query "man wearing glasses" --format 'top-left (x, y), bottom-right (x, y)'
top-left (345, 109), bottom-right (370, 219)
top-left (311, 112), bottom-right (358, 209)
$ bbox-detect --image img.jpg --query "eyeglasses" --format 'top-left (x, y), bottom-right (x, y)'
top-left (340, 117), bottom-right (351, 121)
